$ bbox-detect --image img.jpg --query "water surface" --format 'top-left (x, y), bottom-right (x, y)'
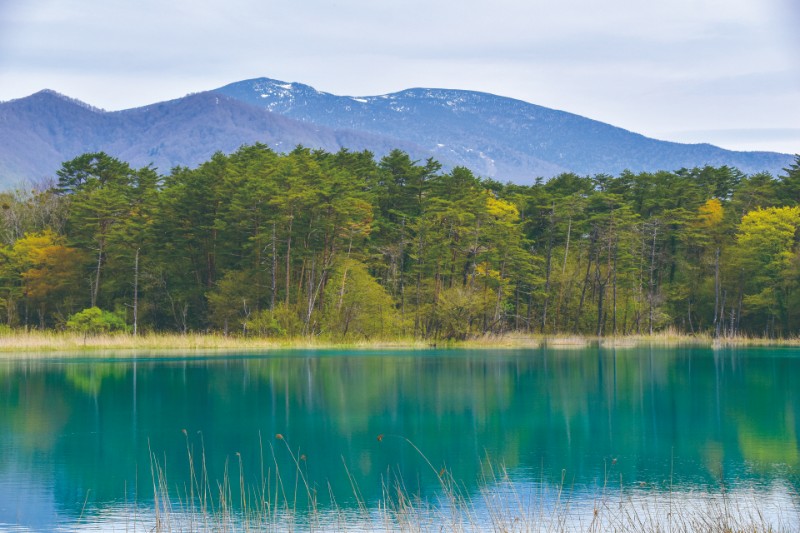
top-left (1, 346), bottom-right (799, 530)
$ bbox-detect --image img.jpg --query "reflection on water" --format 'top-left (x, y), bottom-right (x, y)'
top-left (41, 485), bottom-right (800, 533)
top-left (1, 346), bottom-right (799, 529)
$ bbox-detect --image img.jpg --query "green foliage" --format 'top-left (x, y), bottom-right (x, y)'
top-left (322, 258), bottom-right (402, 339)
top-left (66, 307), bottom-right (129, 336)
top-left (433, 286), bottom-right (486, 340)
top-left (206, 270), bottom-right (257, 334)
top-left (245, 309), bottom-right (286, 337)
top-left (269, 303), bottom-right (305, 338)
top-left (778, 155), bottom-right (800, 205)
top-left (2, 145), bottom-right (800, 338)
top-left (733, 206), bottom-right (800, 334)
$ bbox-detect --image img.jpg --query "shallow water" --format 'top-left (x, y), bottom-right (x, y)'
top-left (1, 346), bottom-right (799, 530)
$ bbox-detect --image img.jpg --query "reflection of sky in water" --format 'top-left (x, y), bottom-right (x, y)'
top-left (0, 470), bottom-right (60, 530)
top-left (57, 484), bottom-right (800, 532)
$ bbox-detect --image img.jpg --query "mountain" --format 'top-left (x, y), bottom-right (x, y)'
top-left (0, 90), bottom-right (108, 185)
top-left (215, 78), bottom-right (794, 182)
top-left (0, 90), bottom-right (432, 188)
top-left (0, 79), bottom-right (793, 188)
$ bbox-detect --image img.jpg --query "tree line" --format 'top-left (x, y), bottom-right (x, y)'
top-left (1, 145), bottom-right (800, 339)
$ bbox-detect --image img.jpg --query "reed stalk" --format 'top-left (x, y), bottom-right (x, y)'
top-left (139, 434), bottom-right (797, 532)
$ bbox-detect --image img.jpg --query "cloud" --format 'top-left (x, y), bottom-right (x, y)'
top-left (668, 128), bottom-right (800, 154)
top-left (0, 0), bottom-right (797, 153)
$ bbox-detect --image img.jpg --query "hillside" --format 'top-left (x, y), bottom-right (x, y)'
top-left (0, 78), bottom-right (793, 187)
top-left (216, 77), bottom-right (794, 181)
top-left (0, 90), bottom-right (431, 187)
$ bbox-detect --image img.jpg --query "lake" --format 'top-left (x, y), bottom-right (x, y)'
top-left (1, 345), bottom-right (799, 531)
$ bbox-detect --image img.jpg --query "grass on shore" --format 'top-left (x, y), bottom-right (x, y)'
top-left (0, 328), bottom-right (799, 356)
top-left (0, 330), bottom-right (432, 355)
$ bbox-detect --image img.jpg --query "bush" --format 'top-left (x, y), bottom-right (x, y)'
top-left (271, 302), bottom-right (304, 337)
top-left (322, 258), bottom-right (402, 339)
top-left (434, 286), bottom-right (486, 340)
top-left (66, 307), bottom-right (129, 337)
top-left (246, 309), bottom-right (286, 337)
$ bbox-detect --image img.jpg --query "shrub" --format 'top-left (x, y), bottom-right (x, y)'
top-left (66, 307), bottom-right (129, 338)
top-left (322, 258), bottom-right (402, 339)
top-left (246, 309), bottom-right (286, 337)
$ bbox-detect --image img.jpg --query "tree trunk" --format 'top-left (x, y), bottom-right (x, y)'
top-left (612, 241), bottom-right (618, 336)
top-left (285, 214), bottom-right (294, 307)
top-left (716, 289), bottom-right (726, 339)
top-left (338, 237), bottom-right (354, 310)
top-left (596, 278), bottom-right (605, 337)
top-left (562, 215), bottom-right (572, 275)
top-left (713, 247), bottom-right (720, 336)
top-left (92, 241), bottom-right (104, 308)
top-left (648, 222), bottom-right (658, 336)
top-left (575, 251), bottom-right (593, 333)
top-left (271, 222), bottom-right (277, 310)
top-left (735, 276), bottom-right (744, 336)
top-left (399, 217), bottom-right (406, 330)
top-left (541, 203), bottom-right (554, 333)
top-left (133, 247), bottom-right (139, 336)
top-left (414, 230), bottom-right (424, 337)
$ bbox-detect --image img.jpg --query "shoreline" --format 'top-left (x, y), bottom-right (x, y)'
top-left (0, 330), bottom-right (798, 357)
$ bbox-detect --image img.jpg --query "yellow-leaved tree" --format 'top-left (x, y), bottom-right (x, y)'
top-left (9, 230), bottom-right (84, 327)
top-left (734, 206), bottom-right (800, 336)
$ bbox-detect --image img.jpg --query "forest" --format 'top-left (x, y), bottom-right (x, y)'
top-left (1, 145), bottom-right (800, 339)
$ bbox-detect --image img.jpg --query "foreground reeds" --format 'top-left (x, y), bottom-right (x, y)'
top-left (115, 434), bottom-right (799, 533)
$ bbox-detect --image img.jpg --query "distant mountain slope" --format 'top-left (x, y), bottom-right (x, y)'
top-left (0, 90), bottom-right (432, 187)
top-left (0, 78), bottom-right (794, 189)
top-left (0, 90), bottom-right (108, 185)
top-left (216, 77), bottom-right (794, 181)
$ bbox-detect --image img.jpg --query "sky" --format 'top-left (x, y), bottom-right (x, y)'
top-left (0, 0), bottom-right (798, 154)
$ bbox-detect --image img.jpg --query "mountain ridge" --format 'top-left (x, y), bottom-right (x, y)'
top-left (215, 77), bottom-right (792, 180)
top-left (0, 77), bottom-right (793, 188)
top-left (0, 89), bottom-right (437, 187)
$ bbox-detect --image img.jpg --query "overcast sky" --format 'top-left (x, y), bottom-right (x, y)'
top-left (0, 0), bottom-right (798, 154)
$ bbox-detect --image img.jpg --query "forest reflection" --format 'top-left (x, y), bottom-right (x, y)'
top-left (1, 347), bottom-right (799, 522)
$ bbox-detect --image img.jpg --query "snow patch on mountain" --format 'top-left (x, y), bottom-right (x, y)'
top-left (208, 76), bottom-right (795, 182)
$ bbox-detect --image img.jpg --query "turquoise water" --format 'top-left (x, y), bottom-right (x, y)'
top-left (1, 346), bottom-right (799, 530)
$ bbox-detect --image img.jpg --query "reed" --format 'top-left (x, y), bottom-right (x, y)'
top-left (0, 330), bottom-right (432, 356)
top-left (134, 434), bottom-right (797, 533)
top-left (0, 328), bottom-right (799, 358)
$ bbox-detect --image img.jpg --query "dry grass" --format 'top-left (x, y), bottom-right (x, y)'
top-left (0, 330), bottom-right (432, 357)
top-left (126, 435), bottom-right (797, 533)
top-left (0, 328), bottom-right (798, 358)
